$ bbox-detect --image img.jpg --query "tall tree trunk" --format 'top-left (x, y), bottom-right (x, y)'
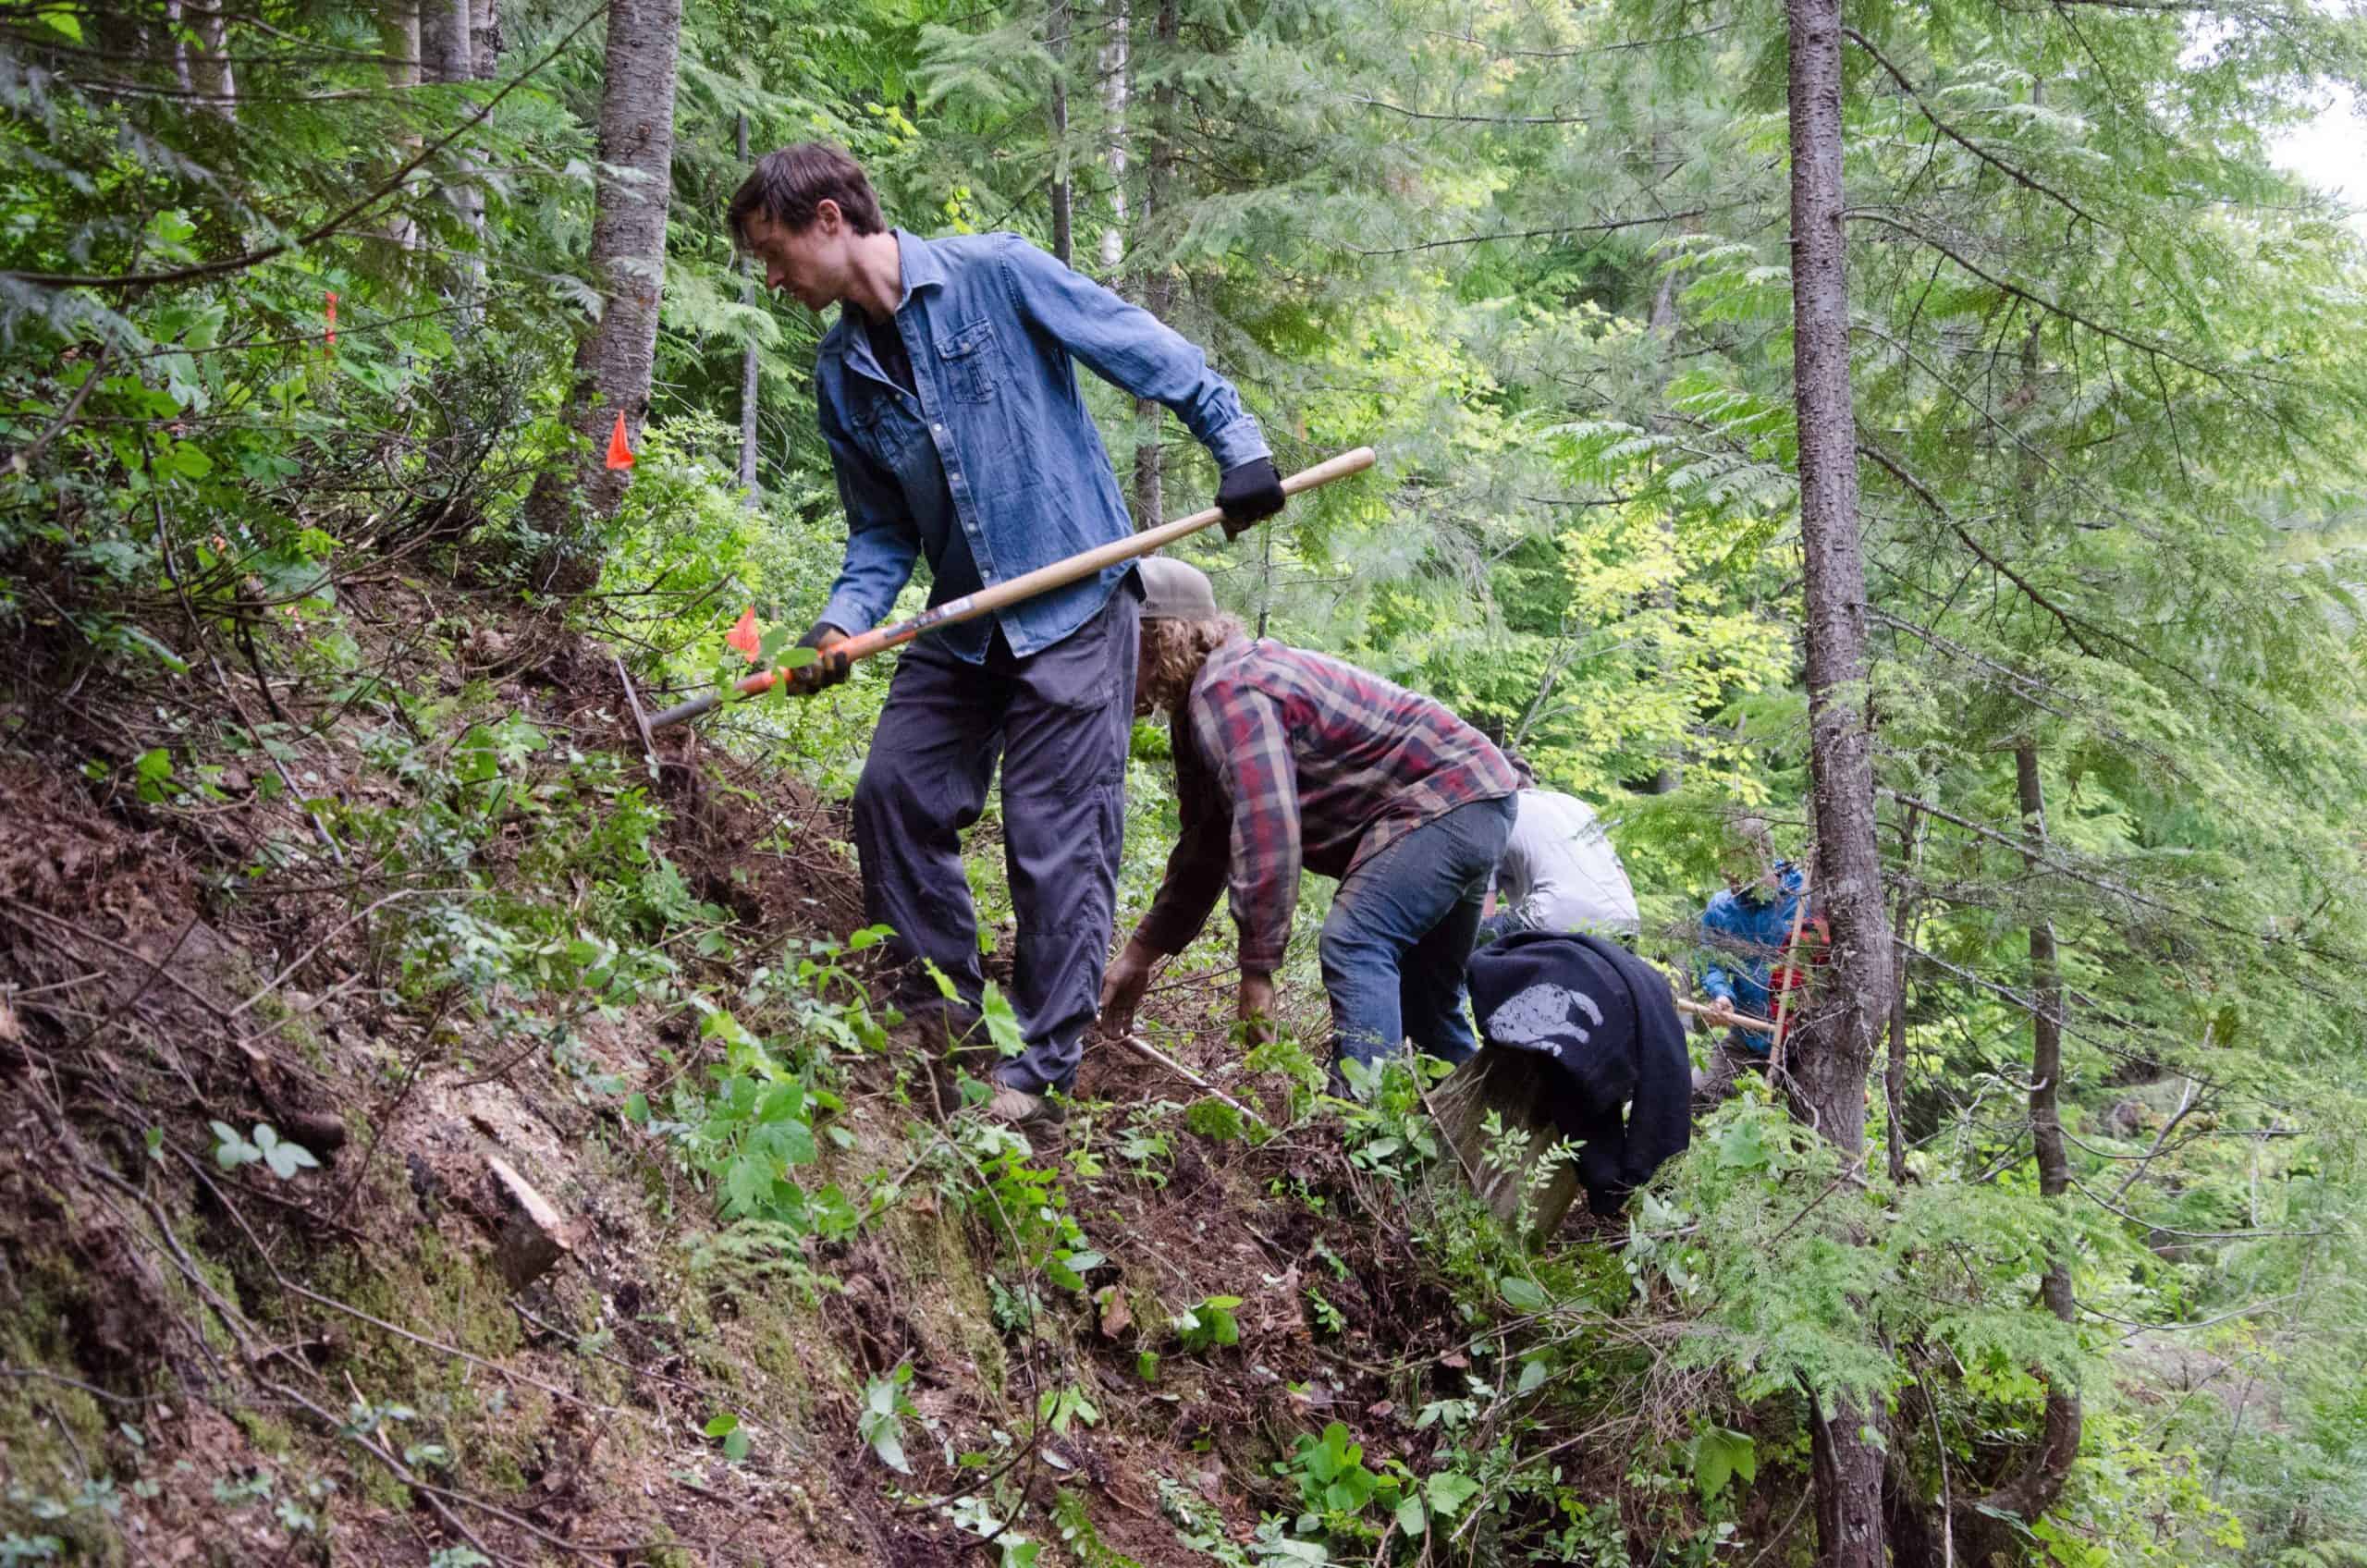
top-left (1993, 149), bottom-right (2078, 1478)
top-left (420, 0), bottom-right (471, 83)
top-left (1099, 0), bottom-right (1129, 272)
top-left (470, 0), bottom-right (501, 79)
top-left (1047, 0), bottom-right (1074, 266)
top-left (420, 0), bottom-right (485, 284)
top-left (526, 0), bottom-right (685, 594)
top-left (1884, 804), bottom-right (1924, 1188)
top-left (1784, 0), bottom-right (1891, 1558)
top-left (381, 0), bottom-right (421, 252)
top-left (189, 1), bottom-right (235, 118)
top-left (1129, 0), bottom-right (1178, 526)
top-left (1646, 259), bottom-right (1684, 795)
top-left (421, 0), bottom-right (488, 342)
top-left (164, 0), bottom-right (193, 93)
top-left (736, 112), bottom-right (761, 504)
top-left (1959, 742), bottom-right (2082, 1543)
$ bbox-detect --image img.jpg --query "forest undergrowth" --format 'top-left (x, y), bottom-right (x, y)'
top-left (0, 569), bottom-right (1766, 1567)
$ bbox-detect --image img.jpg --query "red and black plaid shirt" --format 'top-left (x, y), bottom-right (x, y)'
top-left (1134, 638), bottom-right (1519, 972)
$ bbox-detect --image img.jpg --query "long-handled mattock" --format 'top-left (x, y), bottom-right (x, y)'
top-left (626, 447), bottom-right (1379, 740)
top-left (1676, 997), bottom-right (1777, 1035)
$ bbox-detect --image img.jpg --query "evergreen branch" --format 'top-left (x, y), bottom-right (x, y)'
top-left (0, 20), bottom-right (412, 69)
top-left (1842, 29), bottom-right (2109, 234)
top-left (1417, 23), bottom-right (1737, 56)
top-left (1865, 605), bottom-right (2188, 779)
top-left (1855, 439), bottom-right (2106, 660)
top-left (0, 1), bottom-right (607, 293)
top-left (2066, 1173), bottom-right (2330, 1241)
top-left (2111, 1072), bottom-right (2203, 1205)
top-left (1350, 207), bottom-right (1711, 256)
top-left (1346, 94), bottom-right (1590, 126)
top-left (1858, 435), bottom-right (2284, 729)
top-left (1892, 935), bottom-right (2242, 1096)
top-left (1842, 209), bottom-right (2250, 386)
top-left (56, 74), bottom-right (448, 105)
top-left (1877, 787), bottom-right (2359, 966)
top-left (2015, 0), bottom-right (2227, 10)
top-left (1853, 316), bottom-right (2177, 552)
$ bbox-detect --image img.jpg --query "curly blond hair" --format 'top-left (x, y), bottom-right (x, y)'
top-left (1136, 615), bottom-right (1245, 715)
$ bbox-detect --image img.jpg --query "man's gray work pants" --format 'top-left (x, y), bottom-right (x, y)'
top-left (852, 581), bottom-right (1140, 1095)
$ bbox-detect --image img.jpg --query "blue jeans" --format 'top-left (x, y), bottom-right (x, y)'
top-left (1319, 794), bottom-right (1517, 1075)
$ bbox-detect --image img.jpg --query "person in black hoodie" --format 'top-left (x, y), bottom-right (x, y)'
top-left (1441, 930), bottom-right (1692, 1224)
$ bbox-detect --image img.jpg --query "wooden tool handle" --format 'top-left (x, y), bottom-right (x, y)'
top-left (649, 446), bottom-right (1377, 730)
top-left (1675, 997), bottom-right (1779, 1035)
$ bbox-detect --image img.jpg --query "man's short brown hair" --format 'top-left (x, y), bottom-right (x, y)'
top-left (728, 142), bottom-right (887, 243)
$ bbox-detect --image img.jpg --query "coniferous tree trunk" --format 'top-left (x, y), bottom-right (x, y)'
top-left (1964, 746), bottom-right (2082, 1539)
top-left (470, 0), bottom-right (500, 79)
top-left (1884, 806), bottom-right (1925, 1189)
top-left (527, 0), bottom-right (685, 594)
top-left (189, 2), bottom-right (235, 118)
top-left (1098, 0), bottom-right (1128, 272)
top-left (736, 111), bottom-right (761, 504)
top-left (420, 0), bottom-right (471, 85)
top-left (420, 0), bottom-right (484, 265)
top-left (1646, 260), bottom-right (1684, 795)
top-left (1129, 0), bottom-right (1177, 526)
top-left (1047, 0), bottom-right (1073, 266)
top-left (1783, 0), bottom-right (1891, 1557)
top-left (1979, 327), bottom-right (2081, 1538)
top-left (163, 0), bottom-right (193, 93)
top-left (381, 0), bottom-right (421, 253)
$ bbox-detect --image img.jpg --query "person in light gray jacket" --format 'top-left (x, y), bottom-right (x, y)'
top-left (1477, 762), bottom-right (1639, 944)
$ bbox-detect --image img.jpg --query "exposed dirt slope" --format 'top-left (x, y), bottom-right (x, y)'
top-left (0, 589), bottom-right (1518, 1567)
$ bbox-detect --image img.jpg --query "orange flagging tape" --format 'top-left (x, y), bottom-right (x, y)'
top-left (605, 411), bottom-right (634, 470)
top-left (726, 606), bottom-right (761, 663)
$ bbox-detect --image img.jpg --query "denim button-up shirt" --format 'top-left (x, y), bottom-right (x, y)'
top-left (815, 229), bottom-right (1269, 661)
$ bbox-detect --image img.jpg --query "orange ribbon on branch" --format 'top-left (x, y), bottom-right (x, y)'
top-left (725, 606), bottom-right (761, 664)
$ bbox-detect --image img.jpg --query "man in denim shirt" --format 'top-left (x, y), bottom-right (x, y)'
top-left (729, 144), bottom-right (1285, 1123)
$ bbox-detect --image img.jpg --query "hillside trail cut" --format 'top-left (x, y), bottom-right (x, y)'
top-left (630, 446), bottom-right (1377, 736)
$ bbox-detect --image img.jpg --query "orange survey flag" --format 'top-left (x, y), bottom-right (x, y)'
top-left (605, 412), bottom-right (635, 470)
top-left (726, 606), bottom-right (761, 663)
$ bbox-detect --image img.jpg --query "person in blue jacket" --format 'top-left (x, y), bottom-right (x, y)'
top-left (1694, 815), bottom-right (1808, 1096)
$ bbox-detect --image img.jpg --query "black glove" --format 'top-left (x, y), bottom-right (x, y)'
top-left (786, 619), bottom-right (851, 695)
top-left (1215, 457), bottom-right (1285, 539)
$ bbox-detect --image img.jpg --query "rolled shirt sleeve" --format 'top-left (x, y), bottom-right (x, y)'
top-left (997, 237), bottom-right (1270, 474)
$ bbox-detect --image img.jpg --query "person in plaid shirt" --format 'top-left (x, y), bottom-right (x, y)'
top-left (1099, 559), bottom-right (1521, 1084)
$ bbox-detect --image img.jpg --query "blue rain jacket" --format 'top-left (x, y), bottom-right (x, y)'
top-left (1698, 862), bottom-right (1808, 1051)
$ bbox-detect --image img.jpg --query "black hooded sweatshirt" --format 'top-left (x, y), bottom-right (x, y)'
top-left (1466, 930), bottom-right (1692, 1214)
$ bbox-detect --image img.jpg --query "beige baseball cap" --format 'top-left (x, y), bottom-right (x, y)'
top-left (1136, 557), bottom-right (1219, 621)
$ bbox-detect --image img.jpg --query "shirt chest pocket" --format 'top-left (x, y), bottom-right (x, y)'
top-left (933, 318), bottom-right (999, 403)
top-left (850, 386), bottom-right (921, 466)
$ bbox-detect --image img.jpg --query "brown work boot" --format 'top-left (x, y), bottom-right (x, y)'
top-left (983, 1080), bottom-right (1066, 1128)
